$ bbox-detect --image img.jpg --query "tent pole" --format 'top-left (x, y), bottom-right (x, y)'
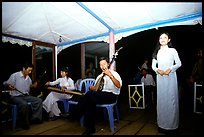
top-left (109, 31), bottom-right (116, 71)
top-left (55, 46), bottom-right (58, 79)
top-left (81, 43), bottom-right (85, 79)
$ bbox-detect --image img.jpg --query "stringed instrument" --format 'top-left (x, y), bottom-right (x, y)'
top-left (47, 86), bottom-right (84, 95)
top-left (95, 47), bottom-right (123, 91)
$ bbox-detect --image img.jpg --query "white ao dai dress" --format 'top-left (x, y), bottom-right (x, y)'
top-left (152, 45), bottom-right (181, 130)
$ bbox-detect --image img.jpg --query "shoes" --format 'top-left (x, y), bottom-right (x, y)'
top-left (60, 112), bottom-right (70, 118)
top-left (43, 108), bottom-right (49, 121)
top-left (158, 127), bottom-right (168, 134)
top-left (158, 127), bottom-right (178, 135)
top-left (43, 115), bottom-right (50, 121)
top-left (50, 116), bottom-right (59, 121)
top-left (82, 128), bottom-right (96, 135)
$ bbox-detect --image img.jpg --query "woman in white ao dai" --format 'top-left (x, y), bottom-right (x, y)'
top-left (43, 67), bottom-right (75, 118)
top-left (152, 32), bottom-right (181, 131)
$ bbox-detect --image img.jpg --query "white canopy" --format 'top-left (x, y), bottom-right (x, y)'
top-left (2, 2), bottom-right (202, 53)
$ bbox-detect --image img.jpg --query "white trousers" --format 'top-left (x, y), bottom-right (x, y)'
top-left (43, 91), bottom-right (72, 117)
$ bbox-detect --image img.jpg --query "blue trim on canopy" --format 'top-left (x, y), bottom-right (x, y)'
top-left (58, 32), bottom-right (109, 47)
top-left (77, 2), bottom-right (113, 32)
top-left (114, 12), bottom-right (202, 34)
top-left (57, 12), bottom-right (202, 47)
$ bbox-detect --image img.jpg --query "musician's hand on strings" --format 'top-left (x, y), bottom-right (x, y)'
top-left (81, 93), bottom-right (85, 95)
top-left (8, 84), bottom-right (15, 90)
top-left (61, 86), bottom-right (67, 91)
top-left (4, 83), bottom-right (15, 90)
top-left (45, 82), bottom-right (50, 86)
top-left (102, 67), bottom-right (108, 74)
top-left (103, 68), bottom-right (113, 78)
top-left (89, 85), bottom-right (97, 91)
top-left (61, 86), bottom-right (66, 89)
top-left (32, 81), bottom-right (38, 88)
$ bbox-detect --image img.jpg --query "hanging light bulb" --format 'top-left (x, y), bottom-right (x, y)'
top-left (59, 36), bottom-right (62, 42)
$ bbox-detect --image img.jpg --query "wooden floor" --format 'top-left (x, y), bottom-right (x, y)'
top-left (1, 98), bottom-right (203, 135)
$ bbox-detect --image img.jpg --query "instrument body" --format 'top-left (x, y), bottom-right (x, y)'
top-left (47, 86), bottom-right (84, 95)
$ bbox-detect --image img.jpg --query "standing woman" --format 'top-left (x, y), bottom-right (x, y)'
top-left (43, 67), bottom-right (75, 120)
top-left (151, 32), bottom-right (182, 133)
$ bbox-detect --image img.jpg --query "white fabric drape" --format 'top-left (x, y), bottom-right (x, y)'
top-left (2, 36), bottom-right (32, 47)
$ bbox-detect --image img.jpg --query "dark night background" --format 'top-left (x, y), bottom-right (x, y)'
top-left (1, 24), bottom-right (203, 104)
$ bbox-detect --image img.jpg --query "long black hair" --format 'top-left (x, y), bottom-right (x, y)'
top-left (60, 66), bottom-right (70, 78)
top-left (152, 32), bottom-right (173, 59)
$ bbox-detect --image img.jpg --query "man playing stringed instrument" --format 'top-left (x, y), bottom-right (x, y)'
top-left (74, 57), bottom-right (122, 135)
top-left (89, 57), bottom-right (121, 93)
top-left (3, 61), bottom-right (43, 130)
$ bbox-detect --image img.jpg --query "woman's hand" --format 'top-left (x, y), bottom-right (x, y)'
top-left (45, 82), bottom-right (50, 86)
top-left (61, 86), bottom-right (67, 90)
top-left (164, 68), bottom-right (171, 75)
top-left (157, 69), bottom-right (164, 76)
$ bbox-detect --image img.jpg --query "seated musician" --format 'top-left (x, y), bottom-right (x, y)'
top-left (70, 57), bottom-right (122, 135)
top-left (3, 62), bottom-right (43, 130)
top-left (43, 67), bottom-right (75, 121)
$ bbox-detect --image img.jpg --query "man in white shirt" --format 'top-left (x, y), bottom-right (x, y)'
top-left (140, 68), bottom-right (156, 106)
top-left (70, 57), bottom-right (122, 135)
top-left (3, 62), bottom-right (42, 130)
